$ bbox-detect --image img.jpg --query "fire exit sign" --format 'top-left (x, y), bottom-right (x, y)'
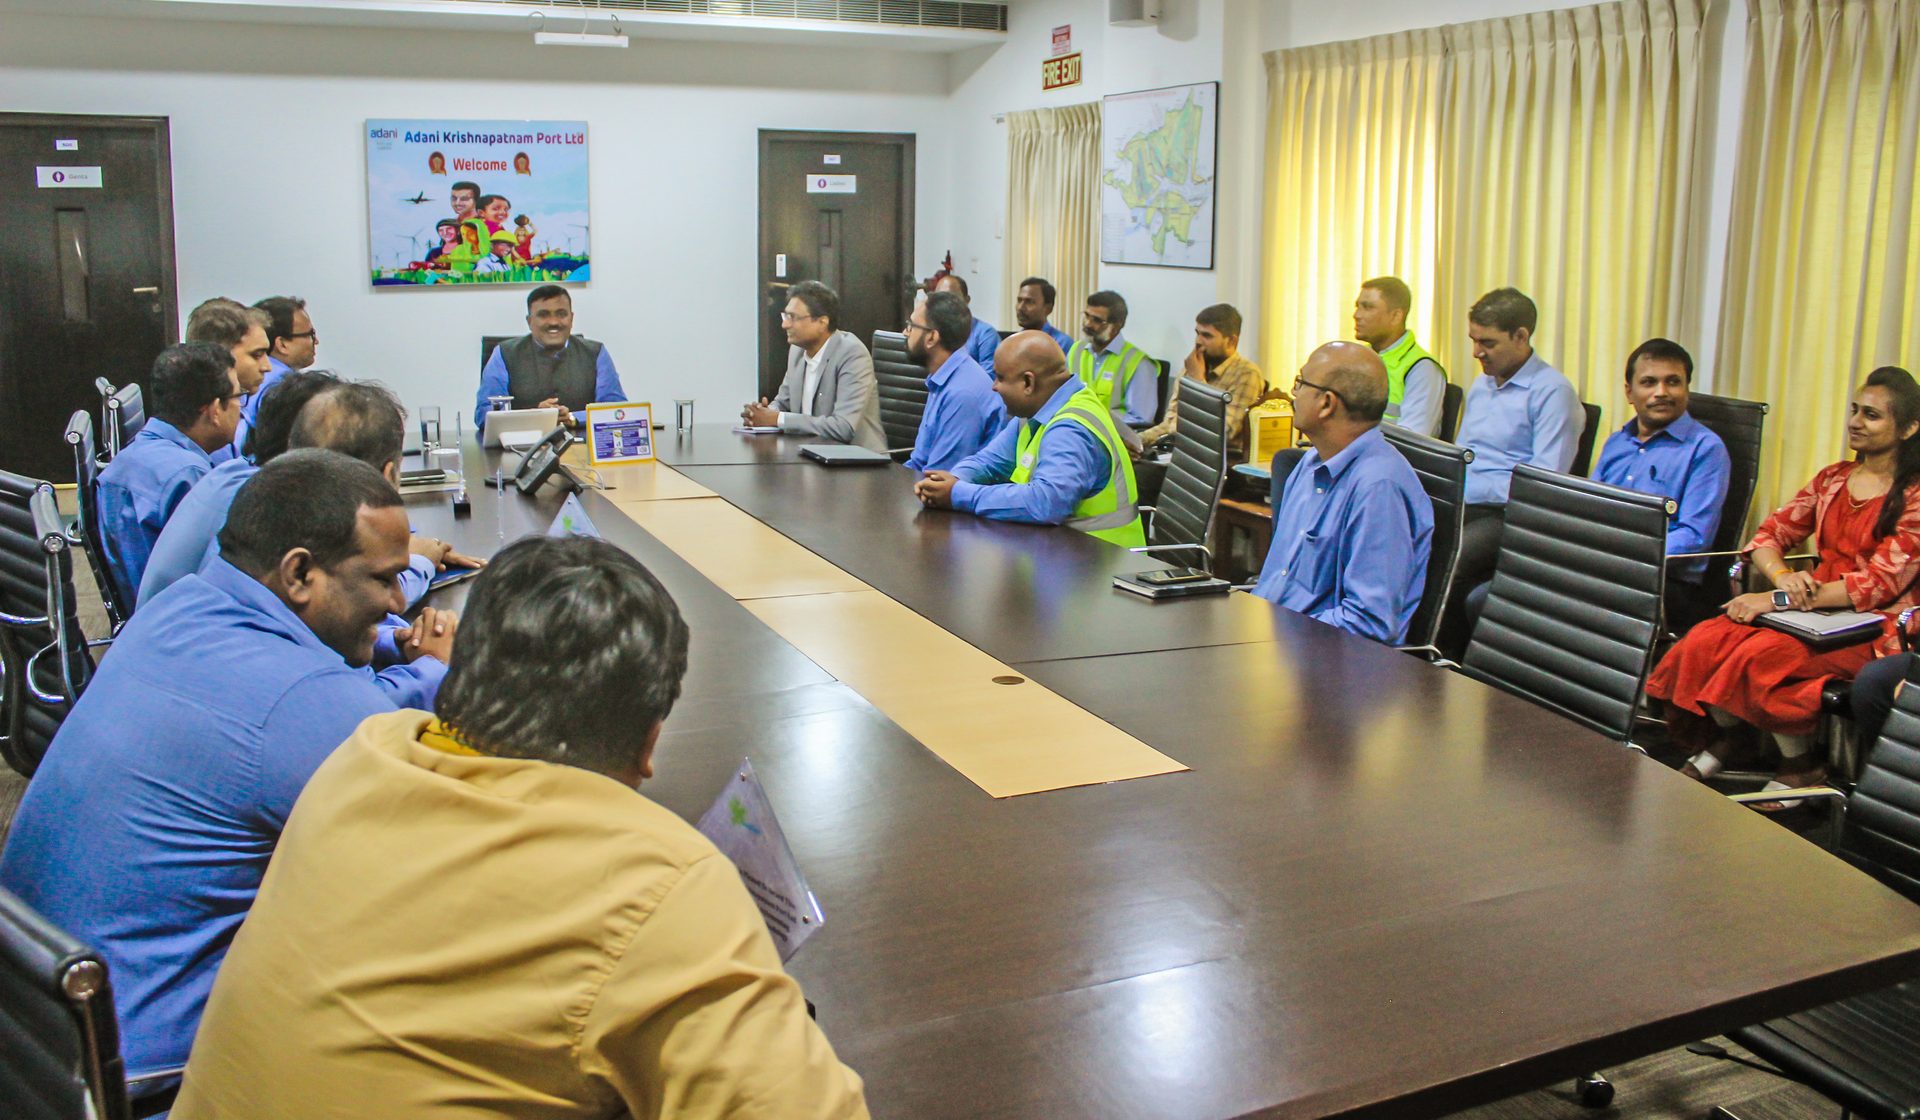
top-left (1042, 52), bottom-right (1082, 91)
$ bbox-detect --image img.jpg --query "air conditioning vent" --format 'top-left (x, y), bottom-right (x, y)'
top-left (480, 0), bottom-right (1006, 32)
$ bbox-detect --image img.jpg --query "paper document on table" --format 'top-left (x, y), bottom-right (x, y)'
top-left (732, 425), bottom-right (781, 434)
top-left (695, 759), bottom-right (823, 961)
top-left (546, 493), bottom-right (601, 538)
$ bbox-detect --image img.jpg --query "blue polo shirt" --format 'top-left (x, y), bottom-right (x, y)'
top-left (964, 316), bottom-right (1003, 377)
top-left (1041, 321), bottom-right (1074, 353)
top-left (1458, 351), bottom-right (1585, 505)
top-left (1251, 426), bottom-right (1434, 643)
top-left (904, 350), bottom-right (1006, 472)
top-left (1594, 410), bottom-right (1731, 580)
top-left (0, 559), bottom-right (397, 1078)
top-left (97, 417), bottom-right (214, 606)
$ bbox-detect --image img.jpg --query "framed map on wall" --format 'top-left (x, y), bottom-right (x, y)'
top-left (1099, 82), bottom-right (1219, 270)
top-left (365, 119), bottom-right (591, 287)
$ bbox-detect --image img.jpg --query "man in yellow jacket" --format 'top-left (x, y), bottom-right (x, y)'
top-left (915, 331), bottom-right (1145, 547)
top-left (173, 535), bottom-right (868, 1120)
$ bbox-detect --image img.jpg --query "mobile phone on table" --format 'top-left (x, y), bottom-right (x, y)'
top-left (1139, 567), bottom-right (1212, 587)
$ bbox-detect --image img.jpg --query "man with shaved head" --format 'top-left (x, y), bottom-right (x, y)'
top-left (914, 330), bottom-right (1144, 546)
top-left (1249, 341), bottom-right (1433, 643)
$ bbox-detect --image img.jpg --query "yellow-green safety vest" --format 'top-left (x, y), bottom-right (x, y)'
top-left (1379, 332), bottom-right (1440, 412)
top-left (1067, 339), bottom-right (1153, 431)
top-left (1010, 384), bottom-right (1146, 547)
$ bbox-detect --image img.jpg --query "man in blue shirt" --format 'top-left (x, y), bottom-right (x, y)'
top-left (184, 298), bottom-right (274, 460)
top-left (932, 272), bottom-right (1002, 377)
top-left (1252, 342), bottom-right (1433, 643)
top-left (1014, 276), bottom-right (1075, 353)
top-left (1439, 287), bottom-right (1586, 656)
top-left (97, 342), bottom-right (243, 606)
top-left (903, 291), bottom-right (1006, 471)
top-left (914, 332), bottom-right (1144, 546)
top-left (1592, 337), bottom-right (1731, 591)
top-left (474, 285), bottom-right (628, 432)
top-left (138, 377), bottom-right (471, 708)
top-left (246, 295), bottom-right (316, 442)
top-left (0, 450), bottom-right (448, 1091)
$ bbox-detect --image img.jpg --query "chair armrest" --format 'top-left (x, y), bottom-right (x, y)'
top-left (1129, 542), bottom-right (1214, 565)
top-left (1666, 548), bottom-right (1748, 561)
top-left (1899, 606), bottom-right (1920, 653)
top-left (1727, 786), bottom-right (1847, 807)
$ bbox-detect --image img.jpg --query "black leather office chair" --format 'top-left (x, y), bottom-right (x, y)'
top-left (480, 334), bottom-right (513, 374)
top-left (1133, 378), bottom-right (1229, 570)
top-left (1151, 360), bottom-right (1172, 426)
top-left (92, 379), bottom-right (119, 464)
top-left (871, 329), bottom-right (929, 460)
top-left (0, 473), bottom-right (94, 777)
top-left (1438, 381), bottom-right (1464, 442)
top-left (1382, 425), bottom-right (1473, 656)
top-left (0, 885), bottom-right (179, 1118)
top-left (102, 384), bottom-right (145, 460)
top-left (63, 413), bottom-right (131, 633)
top-left (1569, 400), bottom-right (1604, 477)
top-left (1459, 465), bottom-right (1671, 748)
top-left (1709, 670), bottom-right (1920, 1120)
top-left (1665, 392), bottom-right (1769, 633)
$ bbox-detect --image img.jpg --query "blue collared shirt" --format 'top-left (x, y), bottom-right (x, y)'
top-left (1251, 426), bottom-right (1434, 644)
top-left (950, 376), bottom-right (1110, 526)
top-left (1595, 411), bottom-right (1731, 579)
top-left (1041, 321), bottom-right (1074, 353)
top-left (233, 355), bottom-right (294, 458)
top-left (1458, 351), bottom-right (1585, 505)
top-left (0, 559), bottom-right (398, 1078)
top-left (1091, 332), bottom-right (1160, 426)
top-left (134, 459), bottom-right (445, 704)
top-left (904, 350), bottom-right (1006, 472)
top-left (964, 317), bottom-right (1003, 377)
top-left (98, 417), bottom-right (214, 606)
top-left (473, 338), bottom-right (628, 431)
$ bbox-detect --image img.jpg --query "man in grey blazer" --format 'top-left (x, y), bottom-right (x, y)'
top-left (741, 280), bottom-right (886, 451)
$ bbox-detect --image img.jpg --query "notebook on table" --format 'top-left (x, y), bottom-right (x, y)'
top-left (1112, 570), bottom-right (1234, 600)
top-left (798, 444), bottom-right (892, 467)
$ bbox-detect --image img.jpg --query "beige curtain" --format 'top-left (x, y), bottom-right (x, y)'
top-left (1260, 29), bottom-right (1446, 384)
top-left (1436, 0), bottom-right (1706, 431)
top-left (1259, 0), bottom-right (1705, 428)
top-left (1718, 0), bottom-right (1920, 517)
top-left (1004, 103), bottom-right (1101, 331)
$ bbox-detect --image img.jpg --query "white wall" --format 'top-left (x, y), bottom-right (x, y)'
top-left (946, 0), bottom-right (1237, 367)
top-left (0, 12), bottom-right (956, 420)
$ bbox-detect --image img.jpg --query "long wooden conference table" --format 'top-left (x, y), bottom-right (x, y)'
top-left (412, 424), bottom-right (1920, 1119)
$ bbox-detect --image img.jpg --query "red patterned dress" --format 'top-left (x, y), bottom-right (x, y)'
top-left (1647, 461), bottom-right (1920, 735)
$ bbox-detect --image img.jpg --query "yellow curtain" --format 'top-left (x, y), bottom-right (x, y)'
top-left (1260, 30), bottom-right (1446, 385)
top-left (1435, 0), bottom-right (1705, 431)
top-left (1259, 0), bottom-right (1705, 428)
top-left (1718, 0), bottom-right (1920, 517)
top-left (1004, 103), bottom-right (1101, 331)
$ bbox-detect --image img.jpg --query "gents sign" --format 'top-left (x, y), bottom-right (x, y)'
top-left (1042, 52), bottom-right (1083, 91)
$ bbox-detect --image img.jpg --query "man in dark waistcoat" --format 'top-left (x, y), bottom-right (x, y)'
top-left (474, 285), bottom-right (628, 432)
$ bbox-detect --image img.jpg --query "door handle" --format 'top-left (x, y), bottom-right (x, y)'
top-left (132, 286), bottom-right (159, 294)
top-left (767, 281), bottom-right (791, 291)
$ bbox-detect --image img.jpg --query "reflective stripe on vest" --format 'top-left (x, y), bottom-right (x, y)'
top-left (1010, 392), bottom-right (1146, 546)
top-left (1378, 333), bottom-right (1436, 412)
top-left (1068, 341), bottom-right (1150, 428)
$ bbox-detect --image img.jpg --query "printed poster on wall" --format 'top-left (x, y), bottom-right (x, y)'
top-left (366, 119), bottom-right (590, 287)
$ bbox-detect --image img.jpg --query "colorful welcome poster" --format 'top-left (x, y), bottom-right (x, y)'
top-left (365, 119), bottom-right (591, 287)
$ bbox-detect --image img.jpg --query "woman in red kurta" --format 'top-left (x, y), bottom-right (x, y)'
top-left (1648, 367), bottom-right (1920, 790)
